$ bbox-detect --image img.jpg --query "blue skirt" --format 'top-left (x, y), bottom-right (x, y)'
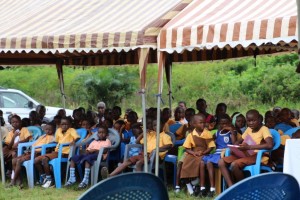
top-left (202, 153), bottom-right (221, 165)
top-left (70, 153), bottom-right (98, 166)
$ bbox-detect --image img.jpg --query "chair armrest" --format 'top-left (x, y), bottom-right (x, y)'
top-left (41, 143), bottom-right (57, 155)
top-left (57, 142), bottom-right (71, 157)
top-left (17, 141), bottom-right (35, 156)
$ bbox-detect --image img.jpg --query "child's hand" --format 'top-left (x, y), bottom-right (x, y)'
top-left (70, 140), bottom-right (76, 146)
top-left (12, 142), bottom-right (19, 149)
top-left (238, 143), bottom-right (250, 150)
top-left (194, 152), bottom-right (202, 157)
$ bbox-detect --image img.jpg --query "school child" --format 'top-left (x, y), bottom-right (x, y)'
top-left (119, 111), bottom-right (138, 158)
top-left (218, 110), bottom-right (273, 187)
top-left (274, 108), bottom-right (295, 133)
top-left (10, 123), bottom-right (55, 187)
top-left (214, 103), bottom-right (227, 124)
top-left (196, 98), bottom-right (214, 123)
top-left (179, 114), bottom-right (215, 195)
top-left (231, 112), bottom-right (246, 134)
top-left (200, 114), bottom-right (237, 197)
top-left (34, 117), bottom-right (80, 188)
top-left (171, 107), bottom-right (187, 140)
top-left (291, 109), bottom-right (299, 126)
top-left (101, 117), bottom-right (172, 178)
top-left (175, 111), bottom-right (195, 193)
top-left (65, 125), bottom-right (111, 189)
top-left (112, 106), bottom-right (123, 124)
top-left (3, 115), bottom-right (31, 177)
top-left (128, 123), bottom-right (143, 157)
top-left (161, 107), bottom-right (175, 133)
top-left (292, 129), bottom-right (300, 139)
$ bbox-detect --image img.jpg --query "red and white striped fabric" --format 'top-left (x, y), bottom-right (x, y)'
top-left (0, 0), bottom-right (190, 54)
top-left (158, 0), bottom-right (297, 53)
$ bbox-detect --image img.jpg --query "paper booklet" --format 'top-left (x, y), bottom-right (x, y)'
top-left (227, 135), bottom-right (256, 158)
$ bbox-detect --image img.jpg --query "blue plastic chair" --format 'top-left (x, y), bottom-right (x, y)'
top-left (41, 128), bottom-right (87, 188)
top-left (78, 172), bottom-right (169, 200)
top-left (216, 172), bottom-right (300, 200)
top-left (17, 126), bottom-right (44, 188)
top-left (243, 129), bottom-right (281, 176)
top-left (284, 127), bottom-right (300, 137)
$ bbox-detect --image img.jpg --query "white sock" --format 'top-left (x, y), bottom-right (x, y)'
top-left (82, 168), bottom-right (91, 184)
top-left (210, 187), bottom-right (215, 192)
top-left (200, 186), bottom-right (205, 190)
top-left (68, 167), bottom-right (76, 183)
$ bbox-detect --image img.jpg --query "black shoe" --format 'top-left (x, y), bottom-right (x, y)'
top-left (199, 189), bottom-right (207, 197)
top-left (207, 190), bottom-right (215, 197)
top-left (78, 182), bottom-right (88, 190)
top-left (65, 181), bottom-right (76, 187)
top-left (193, 186), bottom-right (200, 196)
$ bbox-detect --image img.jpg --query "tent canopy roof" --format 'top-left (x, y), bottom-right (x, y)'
top-left (158, 0), bottom-right (298, 53)
top-left (0, 0), bottom-right (190, 57)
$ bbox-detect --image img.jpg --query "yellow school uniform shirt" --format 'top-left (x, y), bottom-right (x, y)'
top-left (54, 128), bottom-right (80, 154)
top-left (183, 129), bottom-right (215, 149)
top-left (4, 127), bottom-right (31, 145)
top-left (140, 131), bottom-right (173, 159)
top-left (32, 134), bottom-right (55, 152)
top-left (242, 126), bottom-right (272, 164)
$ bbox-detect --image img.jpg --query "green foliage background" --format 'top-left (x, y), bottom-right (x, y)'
top-left (0, 53), bottom-right (299, 117)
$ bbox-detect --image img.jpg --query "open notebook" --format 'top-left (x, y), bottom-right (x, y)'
top-left (227, 135), bottom-right (256, 158)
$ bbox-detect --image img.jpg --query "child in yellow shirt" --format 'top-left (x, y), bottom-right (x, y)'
top-left (10, 123), bottom-right (55, 188)
top-left (3, 115), bottom-right (31, 177)
top-left (34, 117), bottom-right (80, 188)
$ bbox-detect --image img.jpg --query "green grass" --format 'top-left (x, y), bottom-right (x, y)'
top-left (0, 183), bottom-right (215, 200)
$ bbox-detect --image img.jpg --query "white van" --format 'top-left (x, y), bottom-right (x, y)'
top-left (0, 88), bottom-right (73, 123)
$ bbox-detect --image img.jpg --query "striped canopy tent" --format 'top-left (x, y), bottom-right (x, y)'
top-left (155, 0), bottom-right (299, 120)
top-left (0, 0), bottom-right (193, 180)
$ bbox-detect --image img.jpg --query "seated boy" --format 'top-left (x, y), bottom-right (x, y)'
top-left (218, 109), bottom-right (273, 187)
top-left (101, 117), bottom-right (173, 178)
top-left (65, 125), bottom-right (111, 189)
top-left (34, 117), bottom-right (80, 188)
top-left (10, 123), bottom-right (55, 188)
top-left (3, 115), bottom-right (31, 177)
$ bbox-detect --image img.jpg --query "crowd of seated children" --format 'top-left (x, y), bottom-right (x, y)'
top-left (65, 125), bottom-right (111, 189)
top-left (1, 100), bottom-right (298, 193)
top-left (100, 117), bottom-right (173, 179)
top-left (218, 109), bottom-right (273, 187)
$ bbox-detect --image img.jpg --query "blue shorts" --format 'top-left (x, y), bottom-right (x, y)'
top-left (202, 153), bottom-right (221, 165)
top-left (70, 153), bottom-right (98, 166)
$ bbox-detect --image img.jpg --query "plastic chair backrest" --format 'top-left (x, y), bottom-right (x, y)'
top-left (270, 129), bottom-right (280, 150)
top-left (284, 127), bottom-right (300, 137)
top-left (216, 172), bottom-right (300, 200)
top-left (169, 122), bottom-right (182, 135)
top-left (107, 128), bottom-right (121, 148)
top-left (76, 128), bottom-right (88, 143)
top-left (27, 126), bottom-right (43, 141)
top-left (78, 172), bottom-right (169, 200)
top-left (165, 131), bottom-right (176, 145)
